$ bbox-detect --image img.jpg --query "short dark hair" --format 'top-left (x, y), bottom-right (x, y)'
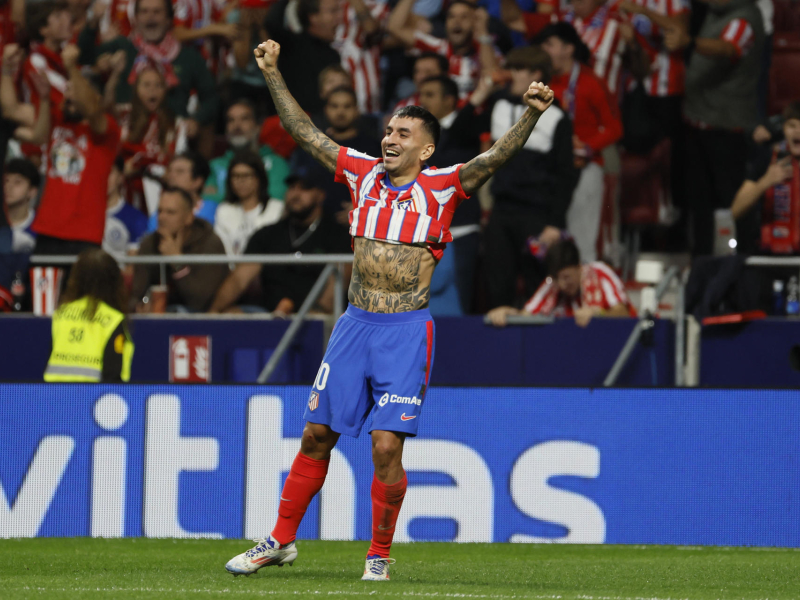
top-left (173, 151), bottom-right (210, 184)
top-left (26, 1), bottom-right (68, 42)
top-left (4, 158), bottom-right (41, 189)
top-left (505, 46), bottom-right (553, 85)
top-left (297, 0), bottom-right (321, 30)
top-left (392, 105), bottom-right (440, 146)
top-left (227, 98), bottom-right (257, 120)
top-left (545, 239), bottom-right (581, 277)
top-left (160, 185), bottom-right (194, 210)
top-left (325, 85), bottom-right (358, 105)
top-left (784, 101), bottom-right (800, 123)
top-left (416, 52), bottom-right (449, 76)
top-left (419, 76), bottom-right (459, 101)
top-left (225, 149), bottom-right (270, 210)
top-left (535, 22), bottom-right (592, 65)
top-left (447, 0), bottom-right (476, 14)
top-left (134, 0), bottom-right (174, 20)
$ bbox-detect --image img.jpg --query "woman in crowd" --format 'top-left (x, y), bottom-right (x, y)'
top-left (120, 59), bottom-right (188, 213)
top-left (214, 149), bottom-right (283, 256)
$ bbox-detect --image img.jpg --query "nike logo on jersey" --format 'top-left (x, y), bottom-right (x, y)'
top-left (400, 413), bottom-right (416, 421)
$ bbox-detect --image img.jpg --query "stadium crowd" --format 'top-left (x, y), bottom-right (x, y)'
top-left (0, 0), bottom-right (798, 320)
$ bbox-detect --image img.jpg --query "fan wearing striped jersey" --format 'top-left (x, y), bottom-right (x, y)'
top-left (224, 38), bottom-right (554, 582)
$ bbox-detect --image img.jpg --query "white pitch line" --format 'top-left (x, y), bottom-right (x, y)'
top-left (12, 586), bottom-right (780, 600)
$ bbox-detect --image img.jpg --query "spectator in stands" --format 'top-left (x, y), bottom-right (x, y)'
top-left (335, 0), bottom-right (389, 115)
top-left (146, 151), bottom-right (216, 231)
top-left (228, 2), bottom-right (270, 108)
top-left (387, 0), bottom-right (500, 97)
top-left (120, 60), bottom-right (189, 212)
top-left (33, 44), bottom-right (121, 256)
top-left (0, 45), bottom-right (53, 148)
top-left (3, 158), bottom-right (40, 254)
top-left (21, 1), bottom-right (72, 112)
top-left (0, 0), bottom-right (23, 58)
top-left (67, 0), bottom-right (92, 39)
top-left (104, 156), bottom-right (148, 255)
top-left (44, 248), bottom-right (134, 382)
top-left (77, 0), bottom-right (219, 151)
top-left (487, 238), bottom-right (635, 328)
top-left (208, 169), bottom-right (351, 314)
top-left (170, 0), bottom-right (239, 49)
top-left (484, 46), bottom-right (578, 308)
top-left (419, 74), bottom-right (484, 313)
top-left (731, 102), bottom-right (800, 255)
top-left (214, 150), bottom-right (284, 256)
top-left (205, 100), bottom-right (291, 206)
top-left (133, 186), bottom-right (228, 312)
top-left (264, 0), bottom-right (343, 115)
top-left (297, 85), bottom-right (382, 224)
top-left (312, 67), bottom-right (382, 139)
top-left (538, 22), bottom-right (623, 262)
top-left (392, 52), bottom-right (450, 111)
top-left (666, 0), bottom-right (764, 256)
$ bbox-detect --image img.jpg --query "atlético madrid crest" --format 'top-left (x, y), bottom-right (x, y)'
top-left (308, 391), bottom-right (319, 412)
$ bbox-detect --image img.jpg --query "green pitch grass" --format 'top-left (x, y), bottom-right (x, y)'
top-left (1, 539), bottom-right (799, 600)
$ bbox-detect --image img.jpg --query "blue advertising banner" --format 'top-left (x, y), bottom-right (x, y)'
top-left (1, 385), bottom-right (799, 546)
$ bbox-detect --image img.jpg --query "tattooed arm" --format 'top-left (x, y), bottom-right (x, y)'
top-left (254, 40), bottom-right (339, 173)
top-left (458, 81), bottom-right (555, 195)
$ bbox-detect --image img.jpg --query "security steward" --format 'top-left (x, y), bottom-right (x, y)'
top-left (44, 249), bottom-right (134, 382)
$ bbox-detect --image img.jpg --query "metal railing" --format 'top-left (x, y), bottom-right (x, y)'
top-left (30, 252), bottom-right (354, 384)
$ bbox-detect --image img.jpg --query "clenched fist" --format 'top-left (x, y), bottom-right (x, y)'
top-left (254, 41), bottom-right (280, 73)
top-left (523, 82), bottom-right (554, 113)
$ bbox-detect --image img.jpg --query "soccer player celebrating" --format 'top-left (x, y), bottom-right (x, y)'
top-left (225, 39), bottom-right (555, 582)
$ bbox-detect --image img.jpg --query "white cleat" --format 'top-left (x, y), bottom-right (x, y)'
top-left (361, 555), bottom-right (396, 581)
top-left (225, 536), bottom-right (298, 576)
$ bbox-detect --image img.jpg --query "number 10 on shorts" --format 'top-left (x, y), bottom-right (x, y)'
top-left (314, 363), bottom-right (330, 391)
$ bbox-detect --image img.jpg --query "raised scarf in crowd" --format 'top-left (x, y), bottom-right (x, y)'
top-left (762, 142), bottom-right (800, 254)
top-left (129, 32), bottom-right (181, 87)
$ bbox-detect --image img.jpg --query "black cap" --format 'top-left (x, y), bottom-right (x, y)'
top-left (285, 165), bottom-right (323, 189)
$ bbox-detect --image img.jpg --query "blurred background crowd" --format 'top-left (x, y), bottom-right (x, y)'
top-left (0, 0), bottom-right (798, 322)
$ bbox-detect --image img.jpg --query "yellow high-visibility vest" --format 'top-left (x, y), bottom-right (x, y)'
top-left (44, 296), bottom-right (134, 382)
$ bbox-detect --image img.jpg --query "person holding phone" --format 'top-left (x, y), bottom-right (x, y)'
top-left (731, 102), bottom-right (800, 255)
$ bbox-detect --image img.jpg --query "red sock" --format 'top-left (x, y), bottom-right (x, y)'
top-left (367, 473), bottom-right (407, 558)
top-left (271, 452), bottom-right (329, 545)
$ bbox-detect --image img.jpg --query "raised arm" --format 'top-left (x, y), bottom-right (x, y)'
top-left (458, 81), bottom-right (554, 195)
top-left (62, 44), bottom-right (107, 135)
top-left (254, 40), bottom-right (339, 173)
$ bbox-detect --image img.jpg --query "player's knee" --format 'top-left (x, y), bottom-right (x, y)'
top-left (300, 423), bottom-right (333, 455)
top-left (371, 438), bottom-right (402, 465)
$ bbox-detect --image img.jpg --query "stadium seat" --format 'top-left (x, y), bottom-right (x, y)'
top-left (773, 0), bottom-right (800, 34)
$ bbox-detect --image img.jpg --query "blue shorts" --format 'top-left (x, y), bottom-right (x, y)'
top-left (303, 305), bottom-right (435, 438)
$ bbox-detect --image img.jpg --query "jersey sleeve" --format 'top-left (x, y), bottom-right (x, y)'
top-left (413, 31), bottom-right (449, 55)
top-left (721, 18), bottom-right (755, 59)
top-left (424, 164), bottom-right (471, 208)
top-left (523, 279), bottom-right (555, 314)
top-left (334, 146), bottom-right (381, 204)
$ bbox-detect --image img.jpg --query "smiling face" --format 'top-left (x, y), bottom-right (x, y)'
top-left (785, 118), bottom-right (800, 159)
top-left (382, 116), bottom-right (435, 178)
top-left (445, 3), bottom-right (475, 50)
top-left (135, 68), bottom-right (166, 113)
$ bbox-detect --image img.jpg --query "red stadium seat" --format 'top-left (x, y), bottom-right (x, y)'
top-left (773, 0), bottom-right (800, 34)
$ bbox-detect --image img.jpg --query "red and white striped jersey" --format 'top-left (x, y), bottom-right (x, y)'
top-left (335, 147), bottom-right (470, 259)
top-left (628, 0), bottom-right (689, 96)
top-left (523, 262), bottom-right (635, 316)
top-left (721, 18), bottom-right (755, 59)
top-left (391, 93), bottom-right (420, 114)
top-left (412, 31), bottom-right (493, 97)
top-left (563, 1), bottom-right (628, 95)
top-left (335, 0), bottom-right (390, 114)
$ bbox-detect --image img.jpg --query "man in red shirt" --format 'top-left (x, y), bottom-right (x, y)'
top-left (487, 238), bottom-right (635, 328)
top-left (539, 22), bottom-right (623, 262)
top-left (33, 44), bottom-right (121, 255)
